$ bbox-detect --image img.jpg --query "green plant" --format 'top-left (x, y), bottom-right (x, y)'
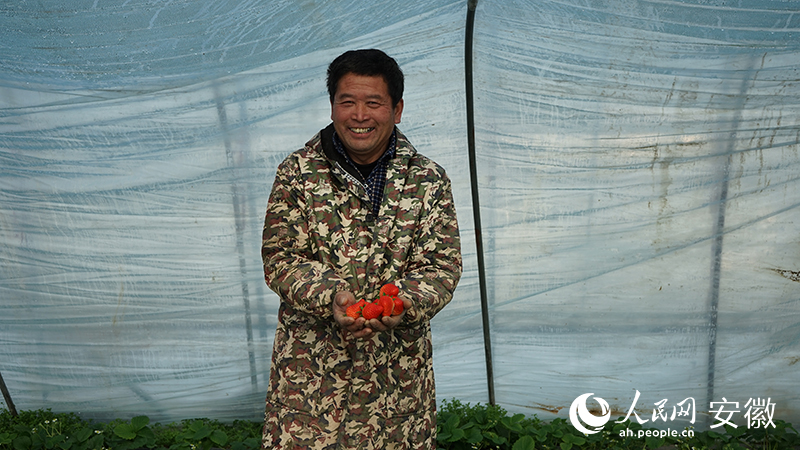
top-left (3, 404), bottom-right (800, 450)
top-left (222, 420), bottom-right (261, 450)
top-left (105, 415), bottom-right (156, 450)
top-left (167, 419), bottom-right (229, 450)
top-left (434, 399), bottom-right (800, 450)
top-left (0, 409), bottom-right (105, 450)
top-left (720, 419), bottom-right (800, 450)
top-left (436, 399), bottom-right (540, 449)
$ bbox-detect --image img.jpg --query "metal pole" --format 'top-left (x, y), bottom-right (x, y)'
top-left (0, 371), bottom-right (18, 416)
top-left (215, 86), bottom-right (259, 391)
top-left (706, 56), bottom-right (756, 425)
top-left (465, 0), bottom-right (495, 406)
top-left (706, 155), bottom-right (728, 426)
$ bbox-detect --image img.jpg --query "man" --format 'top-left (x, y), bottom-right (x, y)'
top-left (261, 49), bottom-right (462, 450)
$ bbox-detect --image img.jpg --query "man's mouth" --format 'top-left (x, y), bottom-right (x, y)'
top-left (350, 127), bottom-right (374, 134)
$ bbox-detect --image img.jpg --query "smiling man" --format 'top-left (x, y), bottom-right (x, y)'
top-left (261, 49), bottom-right (462, 449)
top-left (331, 72), bottom-right (403, 165)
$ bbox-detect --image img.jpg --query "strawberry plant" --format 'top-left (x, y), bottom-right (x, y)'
top-left (0, 409), bottom-right (262, 450)
top-left (3, 402), bottom-right (800, 450)
top-left (437, 399), bottom-right (538, 450)
top-left (107, 415), bottom-right (156, 450)
top-left (434, 399), bottom-right (800, 450)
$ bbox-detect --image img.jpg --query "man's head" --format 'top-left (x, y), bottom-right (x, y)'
top-left (327, 49), bottom-right (404, 108)
top-left (327, 49), bottom-right (404, 165)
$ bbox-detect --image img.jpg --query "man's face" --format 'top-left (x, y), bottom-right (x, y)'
top-left (331, 73), bottom-right (403, 165)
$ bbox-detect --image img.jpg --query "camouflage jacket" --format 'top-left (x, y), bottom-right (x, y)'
top-left (261, 124), bottom-right (462, 450)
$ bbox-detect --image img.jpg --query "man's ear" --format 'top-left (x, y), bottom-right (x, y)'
top-left (393, 99), bottom-right (404, 124)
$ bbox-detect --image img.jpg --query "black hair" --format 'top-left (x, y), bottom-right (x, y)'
top-left (326, 49), bottom-right (404, 107)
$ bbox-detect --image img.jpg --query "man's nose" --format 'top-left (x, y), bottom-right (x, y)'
top-left (352, 102), bottom-right (369, 121)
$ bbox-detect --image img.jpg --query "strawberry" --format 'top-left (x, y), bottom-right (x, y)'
top-left (377, 295), bottom-right (394, 317)
top-left (392, 297), bottom-right (404, 315)
top-left (362, 302), bottom-right (384, 320)
top-left (346, 299), bottom-right (366, 319)
top-left (380, 283), bottom-right (399, 297)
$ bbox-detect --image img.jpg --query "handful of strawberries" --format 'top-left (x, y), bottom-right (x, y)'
top-left (346, 283), bottom-right (405, 320)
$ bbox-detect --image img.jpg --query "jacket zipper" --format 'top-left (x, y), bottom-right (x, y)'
top-left (333, 160), bottom-right (376, 292)
top-left (333, 161), bottom-right (368, 197)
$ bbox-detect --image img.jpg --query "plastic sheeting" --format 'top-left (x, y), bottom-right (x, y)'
top-left (2, 0), bottom-right (799, 428)
top-left (473, 0), bottom-right (800, 427)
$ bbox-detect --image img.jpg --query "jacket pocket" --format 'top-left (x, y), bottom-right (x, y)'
top-left (270, 321), bottom-right (343, 416)
top-left (383, 325), bottom-right (430, 416)
top-left (272, 355), bottom-right (324, 414)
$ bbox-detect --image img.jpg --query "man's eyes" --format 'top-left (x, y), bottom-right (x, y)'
top-left (338, 100), bottom-right (383, 107)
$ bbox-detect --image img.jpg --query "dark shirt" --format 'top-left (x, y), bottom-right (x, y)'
top-left (332, 130), bottom-right (397, 219)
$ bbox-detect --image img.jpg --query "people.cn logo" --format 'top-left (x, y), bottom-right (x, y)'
top-left (569, 393), bottom-right (611, 434)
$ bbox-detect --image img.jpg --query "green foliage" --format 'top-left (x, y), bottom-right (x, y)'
top-left (0, 409), bottom-right (262, 450)
top-left (0, 410), bottom-right (105, 450)
top-left (437, 399), bottom-right (540, 449)
top-left (729, 420), bottom-right (800, 450)
top-left (2, 403), bottom-right (800, 450)
top-left (435, 399), bottom-right (800, 450)
top-left (105, 415), bottom-right (156, 450)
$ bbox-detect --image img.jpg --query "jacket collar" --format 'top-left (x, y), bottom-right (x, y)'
top-left (319, 123), bottom-right (415, 179)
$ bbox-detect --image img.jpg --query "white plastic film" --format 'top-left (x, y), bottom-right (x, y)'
top-left (1, 0), bottom-right (799, 428)
top-left (473, 0), bottom-right (800, 427)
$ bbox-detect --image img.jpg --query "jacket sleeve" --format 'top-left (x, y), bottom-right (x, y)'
top-left (398, 173), bottom-right (463, 324)
top-left (261, 154), bottom-right (347, 317)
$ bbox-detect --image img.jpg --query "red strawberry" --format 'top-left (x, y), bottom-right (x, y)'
top-left (392, 297), bottom-right (404, 315)
top-left (362, 302), bottom-right (384, 320)
top-left (377, 295), bottom-right (394, 317)
top-left (346, 299), bottom-right (366, 319)
top-left (380, 283), bottom-right (399, 297)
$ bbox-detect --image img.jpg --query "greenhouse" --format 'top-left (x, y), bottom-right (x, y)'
top-left (1, 0), bottom-right (799, 438)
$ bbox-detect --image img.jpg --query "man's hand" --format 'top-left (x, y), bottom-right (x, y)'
top-left (364, 296), bottom-right (411, 332)
top-left (333, 292), bottom-right (411, 337)
top-left (333, 291), bottom-right (372, 338)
